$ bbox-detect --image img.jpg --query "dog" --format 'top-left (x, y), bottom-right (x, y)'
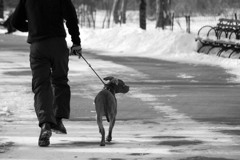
top-left (94, 76), bottom-right (129, 146)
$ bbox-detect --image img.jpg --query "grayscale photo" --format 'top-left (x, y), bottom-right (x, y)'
top-left (0, 0), bottom-right (240, 159)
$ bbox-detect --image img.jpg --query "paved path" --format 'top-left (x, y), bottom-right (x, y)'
top-left (0, 34), bottom-right (240, 160)
top-left (69, 51), bottom-right (240, 125)
top-left (87, 52), bottom-right (240, 125)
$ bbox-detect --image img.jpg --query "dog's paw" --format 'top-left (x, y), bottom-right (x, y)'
top-left (100, 142), bottom-right (105, 146)
top-left (106, 136), bottom-right (112, 142)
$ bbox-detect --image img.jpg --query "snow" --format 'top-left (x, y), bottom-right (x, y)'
top-left (76, 24), bottom-right (240, 83)
top-left (0, 16), bottom-right (240, 119)
top-left (1, 15), bottom-right (240, 159)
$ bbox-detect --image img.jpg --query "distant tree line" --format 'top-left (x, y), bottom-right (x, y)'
top-left (2, 0), bottom-right (240, 31)
top-left (3, 0), bottom-right (240, 16)
top-left (172, 0), bottom-right (240, 16)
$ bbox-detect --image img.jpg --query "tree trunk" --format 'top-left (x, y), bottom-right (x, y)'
top-left (156, 0), bottom-right (164, 29)
top-left (102, 0), bottom-right (112, 28)
top-left (112, 0), bottom-right (121, 24)
top-left (156, 0), bottom-right (172, 29)
top-left (146, 0), bottom-right (155, 19)
top-left (164, 0), bottom-right (172, 26)
top-left (139, 0), bottom-right (146, 30)
top-left (185, 15), bottom-right (190, 33)
top-left (0, 0), bottom-right (3, 19)
top-left (120, 0), bottom-right (127, 24)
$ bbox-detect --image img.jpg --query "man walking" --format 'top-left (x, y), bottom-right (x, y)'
top-left (11, 0), bottom-right (82, 147)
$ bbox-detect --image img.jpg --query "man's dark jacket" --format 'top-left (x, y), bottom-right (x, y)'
top-left (11, 0), bottom-right (80, 45)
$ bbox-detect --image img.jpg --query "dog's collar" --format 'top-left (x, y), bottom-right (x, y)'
top-left (103, 85), bottom-right (115, 96)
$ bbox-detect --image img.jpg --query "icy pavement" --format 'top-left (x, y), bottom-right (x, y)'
top-left (1, 119), bottom-right (240, 160)
top-left (0, 50), bottom-right (240, 160)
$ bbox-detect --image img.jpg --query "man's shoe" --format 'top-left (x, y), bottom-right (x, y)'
top-left (52, 118), bottom-right (67, 134)
top-left (38, 123), bottom-right (52, 147)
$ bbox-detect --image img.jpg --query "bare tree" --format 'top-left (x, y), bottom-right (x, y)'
top-left (156, 0), bottom-right (163, 28)
top-left (112, 0), bottom-right (128, 25)
top-left (146, 0), bottom-right (156, 20)
top-left (156, 0), bottom-right (172, 29)
top-left (139, 0), bottom-right (147, 30)
top-left (102, 0), bottom-right (113, 28)
top-left (120, 0), bottom-right (128, 24)
top-left (0, 0), bottom-right (3, 19)
top-left (112, 0), bottom-right (121, 24)
top-left (74, 0), bottom-right (96, 28)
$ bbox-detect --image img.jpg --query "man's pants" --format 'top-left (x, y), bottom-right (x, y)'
top-left (30, 37), bottom-right (70, 127)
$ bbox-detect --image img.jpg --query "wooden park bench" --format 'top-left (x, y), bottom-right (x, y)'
top-left (195, 18), bottom-right (240, 59)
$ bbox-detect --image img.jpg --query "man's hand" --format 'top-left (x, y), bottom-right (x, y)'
top-left (70, 44), bottom-right (82, 58)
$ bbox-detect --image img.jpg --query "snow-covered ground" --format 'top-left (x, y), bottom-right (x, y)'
top-left (79, 25), bottom-right (240, 83)
top-left (1, 13), bottom-right (240, 159)
top-left (0, 15), bottom-right (240, 121)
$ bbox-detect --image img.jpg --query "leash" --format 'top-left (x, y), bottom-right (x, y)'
top-left (81, 55), bottom-right (106, 86)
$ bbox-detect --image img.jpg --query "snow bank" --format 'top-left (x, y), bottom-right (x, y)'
top-left (81, 26), bottom-right (196, 56)
top-left (9, 23), bottom-right (240, 82)
top-left (75, 25), bottom-right (240, 82)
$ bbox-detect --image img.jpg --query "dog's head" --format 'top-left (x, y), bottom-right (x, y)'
top-left (104, 76), bottom-right (129, 94)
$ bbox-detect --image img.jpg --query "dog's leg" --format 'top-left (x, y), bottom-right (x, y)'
top-left (106, 116), bottom-right (115, 142)
top-left (97, 115), bottom-right (105, 146)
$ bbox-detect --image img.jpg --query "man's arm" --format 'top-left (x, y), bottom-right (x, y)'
top-left (11, 0), bottom-right (28, 32)
top-left (62, 0), bottom-right (81, 46)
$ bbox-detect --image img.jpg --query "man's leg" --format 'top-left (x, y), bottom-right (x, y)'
top-left (52, 83), bottom-right (70, 119)
top-left (30, 43), bottom-right (57, 127)
top-left (41, 38), bottom-right (70, 134)
top-left (30, 41), bottom-right (57, 147)
top-left (50, 38), bottom-right (71, 120)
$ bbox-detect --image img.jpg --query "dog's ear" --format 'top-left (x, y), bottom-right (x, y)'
top-left (111, 78), bottom-right (118, 85)
top-left (103, 76), bottom-right (114, 81)
top-left (104, 76), bottom-right (118, 85)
